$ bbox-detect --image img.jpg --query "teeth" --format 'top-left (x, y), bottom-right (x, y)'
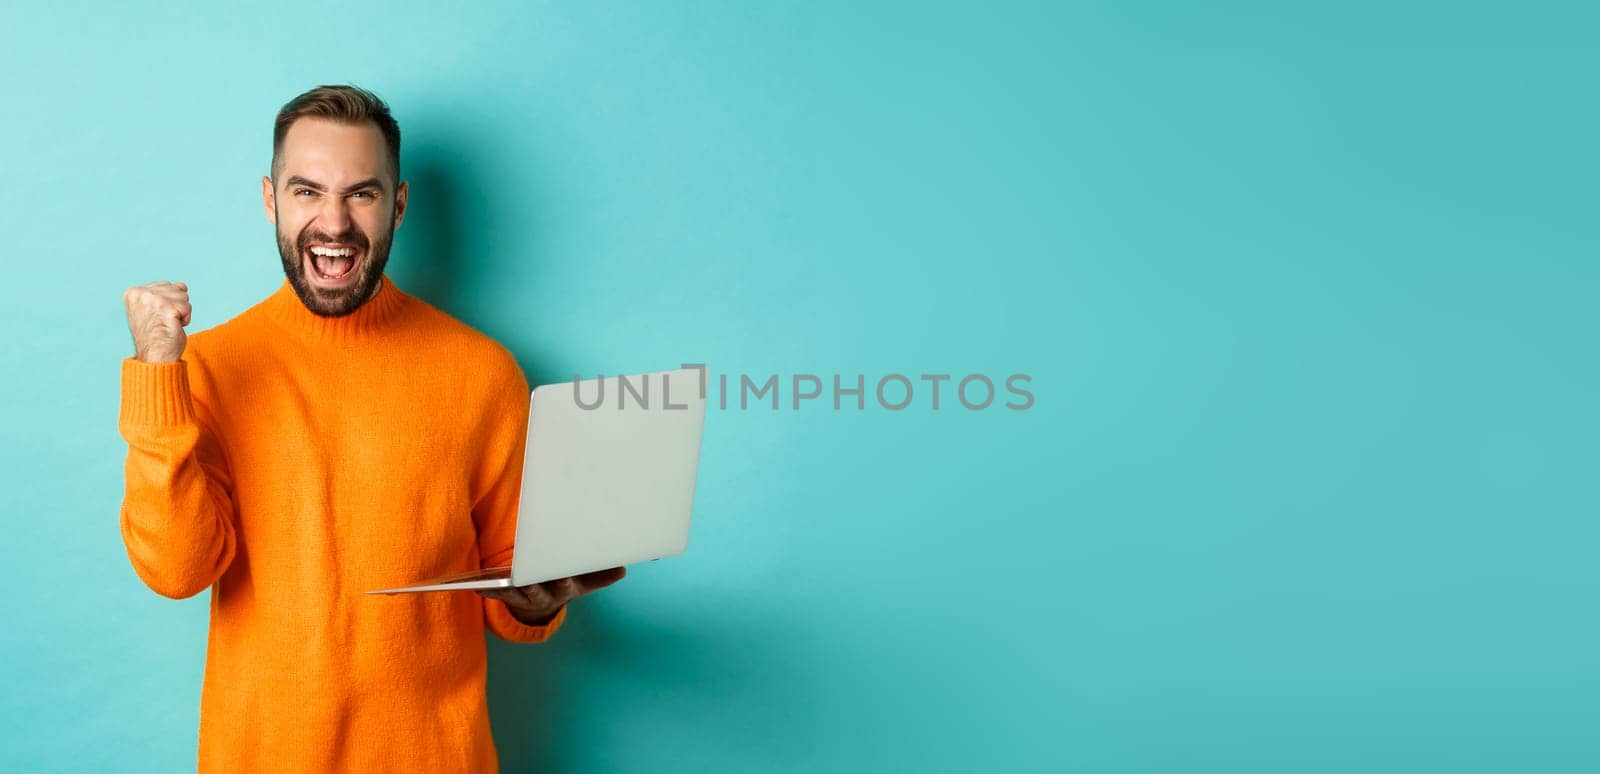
top-left (309, 246), bottom-right (355, 257)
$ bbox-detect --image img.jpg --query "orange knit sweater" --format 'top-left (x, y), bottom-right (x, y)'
top-left (117, 276), bottom-right (565, 772)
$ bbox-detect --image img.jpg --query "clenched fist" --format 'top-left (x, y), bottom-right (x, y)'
top-left (124, 281), bottom-right (193, 364)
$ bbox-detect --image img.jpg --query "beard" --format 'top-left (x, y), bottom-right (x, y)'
top-left (276, 209), bottom-right (395, 317)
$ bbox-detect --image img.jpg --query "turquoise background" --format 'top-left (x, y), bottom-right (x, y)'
top-left (2, 1), bottom-right (1595, 771)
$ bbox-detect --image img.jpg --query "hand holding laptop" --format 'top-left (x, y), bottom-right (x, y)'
top-left (478, 566), bottom-right (628, 625)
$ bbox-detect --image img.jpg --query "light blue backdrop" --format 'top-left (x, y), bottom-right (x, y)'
top-left (2, 1), bottom-right (1595, 772)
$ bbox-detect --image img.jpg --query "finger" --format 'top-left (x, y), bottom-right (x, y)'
top-left (160, 303), bottom-right (189, 324)
top-left (545, 577), bottom-right (581, 604)
top-left (146, 286), bottom-right (190, 303)
top-left (480, 587), bottom-right (532, 610)
top-left (480, 585), bottom-right (524, 604)
top-left (480, 589), bottom-right (520, 606)
top-left (515, 582), bottom-right (558, 609)
top-left (138, 292), bottom-right (189, 316)
top-left (575, 566), bottom-right (627, 592)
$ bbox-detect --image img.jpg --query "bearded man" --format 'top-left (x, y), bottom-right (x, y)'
top-left (118, 84), bottom-right (623, 772)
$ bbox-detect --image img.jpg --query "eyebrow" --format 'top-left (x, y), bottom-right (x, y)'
top-left (284, 175), bottom-right (385, 194)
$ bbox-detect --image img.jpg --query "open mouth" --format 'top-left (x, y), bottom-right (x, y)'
top-left (304, 244), bottom-right (362, 286)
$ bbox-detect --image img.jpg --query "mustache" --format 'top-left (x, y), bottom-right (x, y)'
top-left (297, 228), bottom-right (370, 249)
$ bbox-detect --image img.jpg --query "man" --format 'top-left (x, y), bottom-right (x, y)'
top-left (118, 84), bottom-right (624, 772)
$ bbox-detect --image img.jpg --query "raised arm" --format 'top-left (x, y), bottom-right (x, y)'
top-left (118, 281), bottom-right (238, 599)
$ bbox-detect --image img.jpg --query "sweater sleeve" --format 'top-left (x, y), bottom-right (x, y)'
top-left (473, 355), bottom-right (567, 644)
top-left (118, 357), bottom-right (239, 600)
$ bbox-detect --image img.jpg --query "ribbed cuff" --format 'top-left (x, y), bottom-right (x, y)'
top-left (120, 357), bottom-right (197, 426)
top-left (486, 600), bottom-right (568, 644)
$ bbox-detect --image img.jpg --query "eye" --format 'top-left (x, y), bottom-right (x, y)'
top-left (294, 188), bottom-right (315, 197)
top-left (350, 191), bottom-right (373, 200)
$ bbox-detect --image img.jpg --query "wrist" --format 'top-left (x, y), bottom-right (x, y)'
top-left (135, 350), bottom-right (182, 364)
top-left (506, 602), bottom-right (561, 627)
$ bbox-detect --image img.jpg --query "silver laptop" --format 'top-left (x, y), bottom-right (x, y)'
top-left (367, 367), bottom-right (707, 594)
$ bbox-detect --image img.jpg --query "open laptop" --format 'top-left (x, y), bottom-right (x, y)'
top-left (366, 367), bottom-right (707, 594)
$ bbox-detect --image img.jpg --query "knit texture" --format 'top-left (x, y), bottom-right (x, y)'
top-left (118, 275), bottom-right (565, 772)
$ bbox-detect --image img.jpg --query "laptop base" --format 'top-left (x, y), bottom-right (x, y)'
top-left (365, 566), bottom-right (514, 595)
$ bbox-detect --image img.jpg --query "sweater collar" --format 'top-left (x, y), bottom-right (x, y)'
top-left (260, 274), bottom-right (411, 344)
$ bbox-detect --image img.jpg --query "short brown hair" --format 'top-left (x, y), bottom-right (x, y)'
top-left (272, 84), bottom-right (401, 183)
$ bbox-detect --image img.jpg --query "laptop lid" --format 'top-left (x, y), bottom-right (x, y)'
top-left (508, 368), bottom-right (707, 586)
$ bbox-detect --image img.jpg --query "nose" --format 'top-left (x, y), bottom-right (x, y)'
top-left (315, 194), bottom-right (352, 238)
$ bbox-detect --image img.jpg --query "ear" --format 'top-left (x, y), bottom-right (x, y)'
top-left (261, 176), bottom-right (277, 226)
top-left (392, 180), bottom-right (409, 231)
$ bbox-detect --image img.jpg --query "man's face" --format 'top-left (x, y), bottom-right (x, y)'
top-left (262, 118), bottom-right (408, 317)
